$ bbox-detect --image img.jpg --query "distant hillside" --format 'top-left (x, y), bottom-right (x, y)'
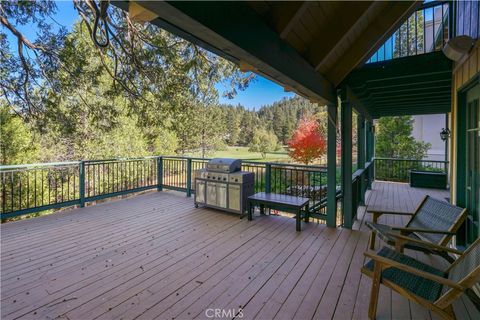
top-left (220, 96), bottom-right (325, 146)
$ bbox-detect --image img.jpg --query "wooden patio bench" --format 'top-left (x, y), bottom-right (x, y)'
top-left (361, 237), bottom-right (480, 320)
top-left (366, 195), bottom-right (467, 262)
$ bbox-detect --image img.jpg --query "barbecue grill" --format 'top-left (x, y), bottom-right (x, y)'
top-left (194, 158), bottom-right (254, 214)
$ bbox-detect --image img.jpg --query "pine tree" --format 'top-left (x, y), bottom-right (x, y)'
top-left (375, 116), bottom-right (431, 159)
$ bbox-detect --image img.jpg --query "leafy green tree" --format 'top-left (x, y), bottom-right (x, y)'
top-left (150, 127), bottom-right (179, 156)
top-left (225, 105), bottom-right (241, 145)
top-left (238, 111), bottom-right (256, 146)
top-left (0, 104), bottom-right (39, 165)
top-left (0, 1), bottom-right (254, 119)
top-left (81, 115), bottom-right (149, 159)
top-left (375, 116), bottom-right (431, 159)
top-left (249, 128), bottom-right (279, 159)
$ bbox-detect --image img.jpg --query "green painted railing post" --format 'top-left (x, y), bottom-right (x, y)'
top-left (186, 158), bottom-right (192, 197)
top-left (79, 161), bottom-right (85, 207)
top-left (265, 163), bottom-right (271, 193)
top-left (157, 156), bottom-right (163, 191)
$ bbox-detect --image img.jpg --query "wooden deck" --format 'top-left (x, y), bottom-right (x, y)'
top-left (364, 180), bottom-right (450, 215)
top-left (1, 181), bottom-right (478, 320)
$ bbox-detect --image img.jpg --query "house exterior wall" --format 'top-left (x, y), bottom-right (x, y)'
top-left (411, 114), bottom-right (446, 161)
top-left (450, 40), bottom-right (480, 204)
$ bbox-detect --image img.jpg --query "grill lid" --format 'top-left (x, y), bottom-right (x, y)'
top-left (206, 158), bottom-right (242, 173)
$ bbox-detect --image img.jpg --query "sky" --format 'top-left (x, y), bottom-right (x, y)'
top-left (5, 0), bottom-right (293, 110)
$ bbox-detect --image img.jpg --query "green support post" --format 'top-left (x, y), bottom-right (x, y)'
top-left (366, 120), bottom-right (374, 189)
top-left (186, 158), bottom-right (192, 197)
top-left (357, 114), bottom-right (366, 204)
top-left (265, 163), bottom-right (271, 193)
top-left (327, 103), bottom-right (338, 227)
top-left (79, 161), bottom-right (85, 207)
top-left (157, 156), bottom-right (163, 191)
top-left (371, 121), bottom-right (375, 185)
top-left (341, 89), bottom-right (353, 229)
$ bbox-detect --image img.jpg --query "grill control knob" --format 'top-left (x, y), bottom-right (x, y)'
top-left (223, 177), bottom-right (226, 181)
top-left (235, 178), bottom-right (238, 182)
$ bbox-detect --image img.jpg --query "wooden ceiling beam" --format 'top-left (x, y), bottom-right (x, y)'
top-left (348, 71), bottom-right (451, 89)
top-left (356, 85), bottom-right (451, 99)
top-left (311, 1), bottom-right (381, 72)
top-left (273, 1), bottom-right (311, 39)
top-left (360, 92), bottom-right (451, 105)
top-left (344, 85), bottom-right (372, 120)
top-left (370, 97), bottom-right (451, 107)
top-left (371, 106), bottom-right (451, 118)
top-left (370, 95), bottom-right (451, 105)
top-left (129, 2), bottom-right (158, 23)
top-left (326, 1), bottom-right (421, 86)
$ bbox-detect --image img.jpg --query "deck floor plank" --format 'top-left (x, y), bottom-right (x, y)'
top-left (1, 182), bottom-right (476, 320)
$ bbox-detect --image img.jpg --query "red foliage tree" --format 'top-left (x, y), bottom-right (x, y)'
top-left (288, 117), bottom-right (327, 165)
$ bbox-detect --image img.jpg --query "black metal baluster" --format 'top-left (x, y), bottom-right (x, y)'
top-left (11, 172), bottom-right (14, 212)
top-left (26, 170), bottom-right (30, 209)
top-left (407, 16), bottom-right (410, 56)
top-left (92, 164), bottom-right (95, 197)
top-left (2, 172), bottom-right (6, 213)
top-left (48, 171), bottom-right (51, 205)
top-left (432, 7), bottom-right (435, 52)
top-left (98, 163), bottom-right (101, 195)
top-left (67, 170), bottom-right (70, 202)
top-left (41, 169), bottom-right (44, 206)
top-left (61, 170), bottom-right (64, 203)
top-left (18, 171), bottom-right (22, 210)
top-left (421, 9), bottom-right (425, 53)
top-left (136, 160), bottom-right (139, 188)
top-left (54, 170), bottom-right (58, 204)
top-left (131, 161), bottom-right (134, 190)
top-left (415, 11), bottom-right (418, 55)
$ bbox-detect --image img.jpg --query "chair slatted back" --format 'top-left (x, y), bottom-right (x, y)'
top-left (406, 196), bottom-right (466, 245)
top-left (447, 237), bottom-right (480, 283)
top-left (437, 238), bottom-right (480, 307)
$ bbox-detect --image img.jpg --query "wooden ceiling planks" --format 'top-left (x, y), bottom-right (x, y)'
top-left (310, 1), bottom-right (377, 73)
top-left (247, 0), bottom-right (420, 86)
top-left (325, 1), bottom-right (421, 85)
top-left (118, 1), bottom-right (422, 104)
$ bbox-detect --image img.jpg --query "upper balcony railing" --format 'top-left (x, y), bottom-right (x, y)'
top-left (367, 1), bottom-right (450, 64)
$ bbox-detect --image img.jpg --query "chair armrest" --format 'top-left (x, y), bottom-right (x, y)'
top-left (368, 210), bottom-right (413, 223)
top-left (364, 251), bottom-right (464, 290)
top-left (386, 233), bottom-right (464, 255)
top-left (391, 227), bottom-right (456, 235)
top-left (368, 210), bottom-right (414, 216)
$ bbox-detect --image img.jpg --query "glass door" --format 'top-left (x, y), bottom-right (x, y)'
top-left (466, 84), bottom-right (480, 245)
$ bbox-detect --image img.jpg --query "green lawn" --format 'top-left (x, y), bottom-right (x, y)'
top-left (187, 146), bottom-right (291, 162)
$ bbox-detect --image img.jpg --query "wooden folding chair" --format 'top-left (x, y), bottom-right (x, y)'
top-left (361, 237), bottom-right (480, 320)
top-left (366, 195), bottom-right (467, 262)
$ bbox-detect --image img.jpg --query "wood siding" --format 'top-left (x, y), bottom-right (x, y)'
top-left (450, 41), bottom-right (480, 202)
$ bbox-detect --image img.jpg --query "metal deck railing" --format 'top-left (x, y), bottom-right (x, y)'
top-left (1, 157), bottom-right (333, 220)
